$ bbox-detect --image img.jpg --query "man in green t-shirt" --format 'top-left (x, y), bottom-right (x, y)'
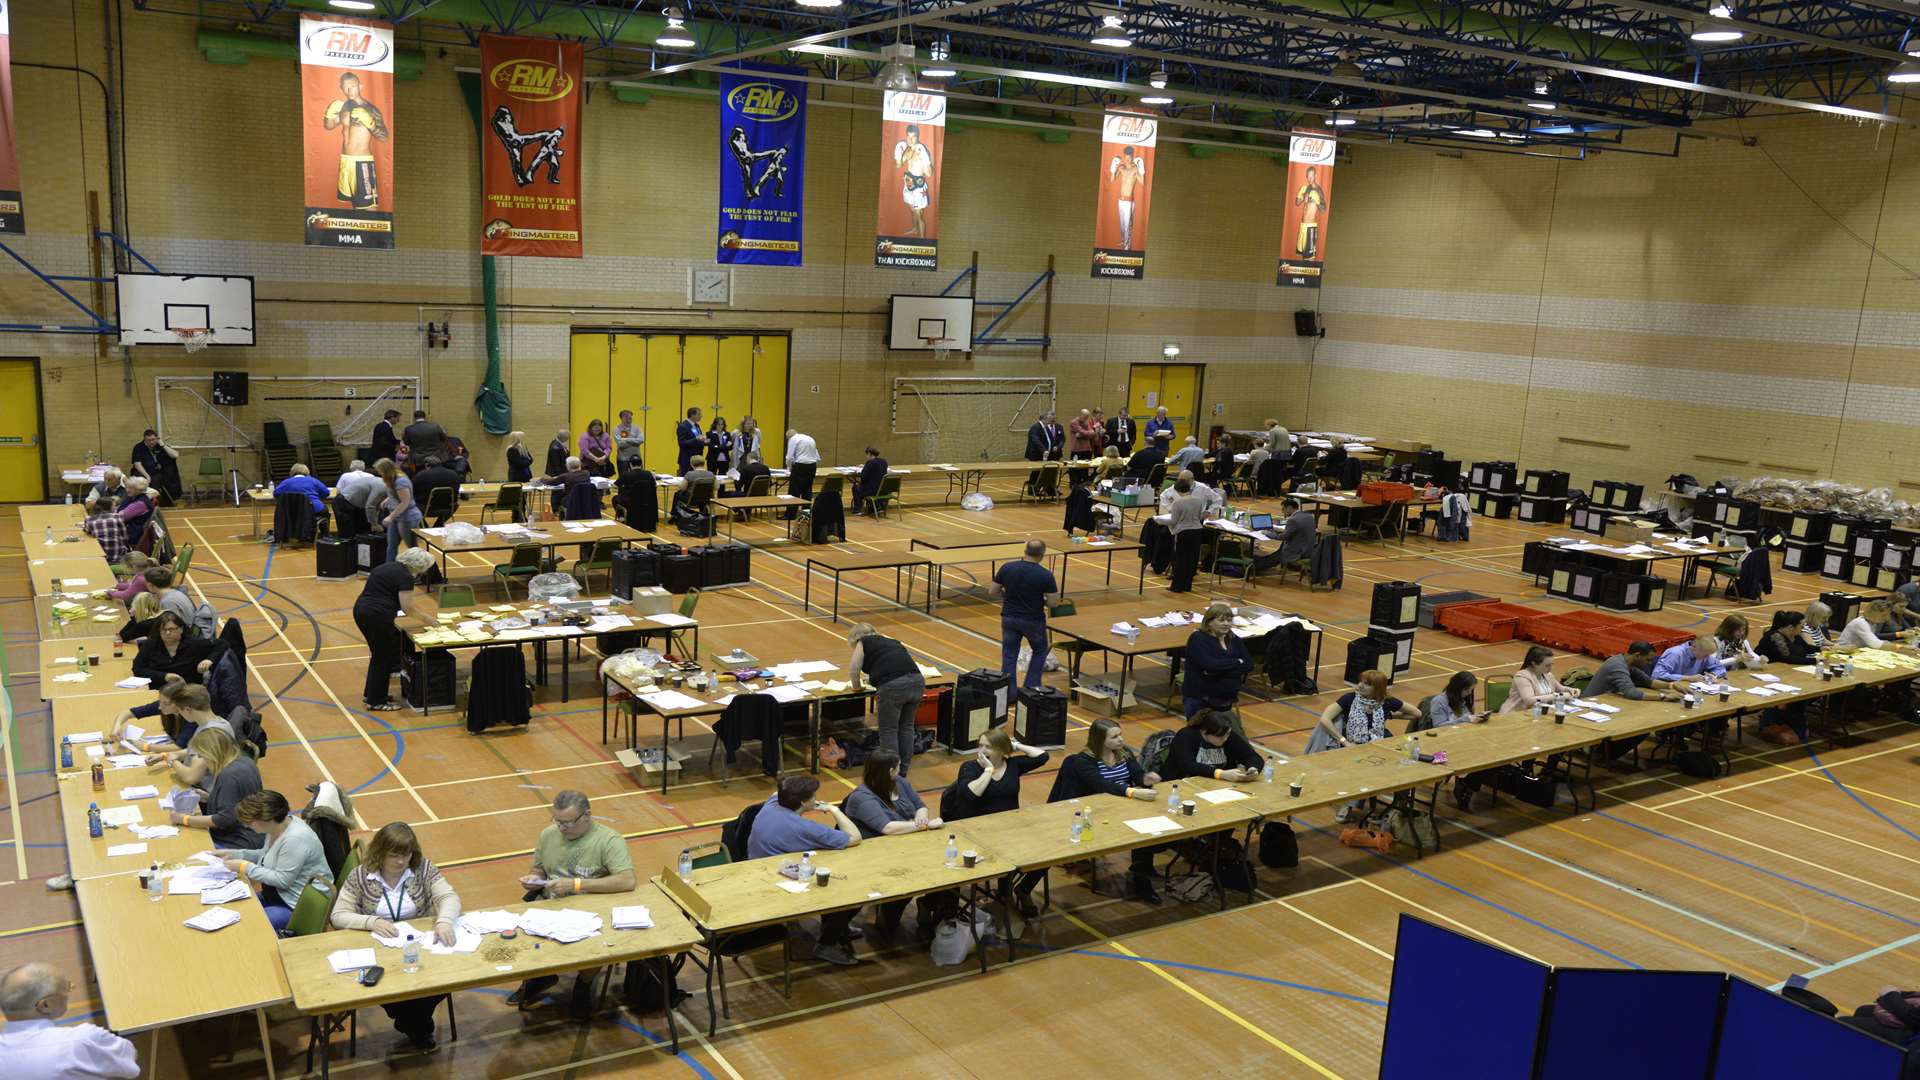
top-left (506, 791), bottom-right (637, 1019)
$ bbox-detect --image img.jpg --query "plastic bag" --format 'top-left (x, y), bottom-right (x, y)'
top-left (528, 572), bottom-right (580, 602)
top-left (930, 909), bottom-right (995, 966)
top-left (599, 647), bottom-right (663, 683)
top-left (442, 522), bottom-right (485, 545)
top-left (1016, 641), bottom-right (1062, 673)
top-left (961, 493), bottom-right (994, 512)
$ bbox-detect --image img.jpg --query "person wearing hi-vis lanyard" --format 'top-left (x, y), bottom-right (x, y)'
top-left (506, 791), bottom-right (636, 1020)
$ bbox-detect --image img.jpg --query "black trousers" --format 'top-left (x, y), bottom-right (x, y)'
top-left (331, 496), bottom-right (368, 538)
top-left (788, 462), bottom-right (818, 502)
top-left (818, 907), bottom-right (856, 948)
top-left (381, 995), bottom-right (445, 1038)
top-left (353, 605), bottom-right (404, 706)
top-left (1170, 528), bottom-right (1204, 592)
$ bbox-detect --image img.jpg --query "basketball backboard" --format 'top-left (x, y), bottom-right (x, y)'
top-left (115, 273), bottom-right (256, 347)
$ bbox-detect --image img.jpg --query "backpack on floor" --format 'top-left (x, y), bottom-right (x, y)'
top-left (1166, 873), bottom-right (1215, 904)
top-left (1674, 750), bottom-right (1723, 778)
top-left (1259, 822), bottom-right (1299, 869)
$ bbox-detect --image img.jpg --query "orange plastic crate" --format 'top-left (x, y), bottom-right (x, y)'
top-left (1438, 601), bottom-right (1546, 643)
top-left (1519, 611), bottom-right (1632, 651)
top-left (1579, 622), bottom-right (1694, 660)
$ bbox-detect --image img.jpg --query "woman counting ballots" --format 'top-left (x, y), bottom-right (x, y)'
top-left (330, 822), bottom-right (461, 1053)
top-left (353, 548), bottom-right (437, 712)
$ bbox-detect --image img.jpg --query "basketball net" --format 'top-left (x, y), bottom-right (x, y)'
top-left (173, 327), bottom-right (213, 354)
top-left (926, 336), bottom-right (954, 364)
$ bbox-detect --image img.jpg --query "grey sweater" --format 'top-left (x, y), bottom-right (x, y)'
top-left (1167, 495), bottom-right (1206, 534)
top-left (1584, 654), bottom-right (1654, 701)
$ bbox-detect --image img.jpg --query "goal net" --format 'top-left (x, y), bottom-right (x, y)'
top-left (892, 377), bottom-right (1056, 463)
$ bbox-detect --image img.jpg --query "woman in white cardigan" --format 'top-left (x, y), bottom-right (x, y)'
top-left (329, 821), bottom-right (462, 1053)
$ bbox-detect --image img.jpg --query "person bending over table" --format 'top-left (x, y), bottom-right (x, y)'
top-left (1312, 672), bottom-right (1419, 820)
top-left (1581, 642), bottom-right (1683, 772)
top-left (1837, 598), bottom-right (1919, 650)
top-left (123, 682), bottom-right (233, 780)
top-left (733, 450), bottom-right (771, 497)
top-left (133, 611), bottom-right (223, 688)
top-left (333, 460), bottom-right (382, 537)
top-left (330, 821), bottom-right (459, 1053)
top-left (214, 789), bottom-right (331, 933)
top-left (846, 622), bottom-right (926, 775)
top-left (748, 775), bottom-right (865, 966)
top-left (843, 750), bottom-right (944, 941)
top-left (851, 447), bottom-right (889, 515)
top-left (510, 791), bottom-right (636, 1018)
top-left (0, 962), bottom-right (140, 1078)
top-left (989, 540), bottom-right (1061, 691)
top-left (785, 429), bottom-right (821, 505)
top-left (1650, 634), bottom-right (1726, 684)
top-left (169, 727), bottom-right (262, 848)
top-left (947, 727), bottom-right (1049, 917)
top-left (1184, 602), bottom-right (1253, 719)
top-left (1049, 717), bottom-right (1164, 904)
top-left (1157, 469), bottom-right (1219, 514)
top-left (353, 547), bottom-right (435, 712)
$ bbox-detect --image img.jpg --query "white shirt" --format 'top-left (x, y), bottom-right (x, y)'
top-left (0, 1018), bottom-right (140, 1079)
top-left (376, 867), bottom-right (420, 922)
top-left (785, 433), bottom-right (820, 465)
top-left (336, 470), bottom-right (385, 513)
top-left (1159, 481), bottom-right (1220, 514)
top-left (1837, 617), bottom-right (1884, 650)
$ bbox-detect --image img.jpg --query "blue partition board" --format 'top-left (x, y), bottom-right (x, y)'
top-left (1539, 969), bottom-right (1723, 1080)
top-left (1380, 915), bottom-right (1551, 1080)
top-left (1713, 978), bottom-right (1907, 1080)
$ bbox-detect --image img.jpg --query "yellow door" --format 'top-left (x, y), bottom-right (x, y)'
top-left (568, 334), bottom-right (612, 448)
top-left (713, 336), bottom-right (756, 439)
top-left (643, 336), bottom-right (683, 472)
top-left (1128, 363), bottom-right (1202, 445)
top-left (750, 335), bottom-right (790, 467)
top-left (606, 332), bottom-right (648, 448)
top-left (0, 360), bottom-right (45, 502)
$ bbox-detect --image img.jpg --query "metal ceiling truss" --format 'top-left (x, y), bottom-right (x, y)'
top-left (145, 0), bottom-right (1920, 154)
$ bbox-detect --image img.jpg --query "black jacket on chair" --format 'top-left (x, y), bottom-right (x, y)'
top-left (272, 492), bottom-right (317, 544)
top-left (1063, 487), bottom-right (1096, 533)
top-left (716, 693), bottom-right (782, 774)
top-left (466, 647), bottom-right (532, 732)
top-left (616, 468), bottom-right (659, 532)
top-left (809, 490), bottom-right (846, 544)
top-left (562, 480), bottom-right (603, 521)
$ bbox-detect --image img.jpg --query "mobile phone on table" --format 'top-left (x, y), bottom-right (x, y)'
top-left (359, 966), bottom-right (385, 987)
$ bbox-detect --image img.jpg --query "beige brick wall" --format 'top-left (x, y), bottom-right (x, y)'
top-left (3, 3), bottom-right (1313, 488)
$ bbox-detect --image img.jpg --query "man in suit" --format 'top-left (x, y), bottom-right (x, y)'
top-left (370, 409), bottom-right (401, 464)
top-left (1255, 497), bottom-right (1319, 570)
top-left (402, 410), bottom-right (448, 468)
top-left (1024, 411), bottom-right (1063, 497)
top-left (1125, 443), bottom-right (1165, 482)
top-left (1105, 410), bottom-right (1135, 457)
top-left (675, 407), bottom-right (706, 475)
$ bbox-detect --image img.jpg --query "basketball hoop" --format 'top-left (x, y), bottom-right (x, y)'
top-left (172, 327), bottom-right (213, 354)
top-left (925, 336), bottom-right (957, 363)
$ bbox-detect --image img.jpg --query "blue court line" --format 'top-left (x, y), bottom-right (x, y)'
top-left (1591, 808), bottom-right (1920, 929)
top-left (465, 987), bottom-right (712, 1077)
top-left (1804, 747), bottom-right (1920, 846)
top-left (256, 543), bottom-right (275, 601)
top-left (1066, 947), bottom-right (1387, 1006)
top-left (1299, 821), bottom-right (1643, 968)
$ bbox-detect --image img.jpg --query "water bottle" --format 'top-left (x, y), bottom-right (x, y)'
top-left (1407, 734), bottom-right (1420, 761)
top-left (76, 644), bottom-right (87, 669)
top-left (677, 848), bottom-right (693, 882)
top-left (64, 492), bottom-right (73, 505)
top-left (87, 803), bottom-right (102, 838)
top-left (402, 934), bottom-right (421, 973)
top-left (1167, 783), bottom-right (1181, 813)
top-left (1082, 810), bottom-right (1094, 840)
top-left (798, 850), bottom-right (814, 881)
top-left (1069, 809), bottom-right (1084, 844)
top-left (44, 525), bottom-right (52, 544)
top-left (60, 737), bottom-right (73, 770)
top-left (944, 834), bottom-right (958, 869)
top-left (1262, 758), bottom-right (1275, 784)
top-left (147, 862), bottom-right (163, 902)
top-left (91, 762), bottom-right (104, 791)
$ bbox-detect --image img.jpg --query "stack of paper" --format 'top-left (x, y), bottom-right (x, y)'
top-left (184, 907), bottom-right (243, 933)
top-left (646, 613), bottom-right (695, 627)
top-left (766, 684), bottom-right (810, 704)
top-left (611, 906), bottom-right (654, 929)
top-left (119, 785), bottom-right (159, 800)
top-left (516, 908), bottom-right (603, 943)
top-left (640, 689), bottom-right (706, 712)
top-left (131, 824), bottom-right (178, 840)
top-left (328, 948), bottom-right (377, 973)
top-left (459, 910), bottom-right (520, 935)
top-left (160, 787), bottom-right (202, 815)
top-left (99, 806), bottom-right (143, 828)
top-left (105, 842), bottom-right (148, 858)
top-left (168, 862), bottom-right (237, 895)
top-left (106, 754), bottom-right (148, 770)
top-left (65, 731), bottom-right (104, 745)
top-left (114, 677), bottom-right (152, 690)
top-left (199, 879), bottom-right (252, 904)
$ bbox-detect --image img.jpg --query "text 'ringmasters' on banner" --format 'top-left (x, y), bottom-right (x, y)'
top-left (480, 35), bottom-right (583, 258)
top-left (717, 65), bottom-right (807, 267)
top-left (1278, 131), bottom-right (1335, 288)
top-left (874, 89), bottom-right (945, 270)
top-left (300, 15), bottom-right (395, 249)
top-left (1092, 111), bottom-right (1156, 280)
top-left (0, 2), bottom-right (23, 235)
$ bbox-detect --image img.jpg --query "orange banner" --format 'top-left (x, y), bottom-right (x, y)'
top-left (1091, 112), bottom-right (1156, 280)
top-left (874, 89), bottom-right (945, 270)
top-left (1278, 131), bottom-right (1335, 288)
top-left (300, 15), bottom-right (395, 249)
top-left (481, 35), bottom-right (584, 258)
top-left (0, 3), bottom-right (23, 234)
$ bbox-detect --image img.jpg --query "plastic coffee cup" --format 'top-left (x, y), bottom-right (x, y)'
top-left (1181, 800), bottom-right (1196, 816)
top-left (1553, 712), bottom-right (1565, 725)
top-left (1289, 781), bottom-right (1302, 797)
top-left (88, 655), bottom-right (99, 667)
top-left (815, 868), bottom-right (830, 887)
top-left (961, 850), bottom-right (978, 868)
top-left (1718, 691), bottom-right (1729, 702)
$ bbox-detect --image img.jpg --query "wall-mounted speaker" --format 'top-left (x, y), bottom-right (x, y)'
top-left (212, 371), bottom-right (248, 406)
top-left (1294, 310), bottom-right (1325, 338)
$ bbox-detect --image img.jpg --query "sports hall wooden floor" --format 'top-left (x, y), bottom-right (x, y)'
top-left (4, 481), bottom-right (1918, 1079)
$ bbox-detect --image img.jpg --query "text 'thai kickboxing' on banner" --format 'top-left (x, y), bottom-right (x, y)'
top-left (1092, 111), bottom-right (1156, 279)
top-left (874, 89), bottom-right (945, 270)
top-left (1278, 132), bottom-right (1335, 288)
top-left (300, 15), bottom-right (395, 249)
top-left (480, 35), bottom-right (584, 258)
top-left (717, 65), bottom-right (807, 267)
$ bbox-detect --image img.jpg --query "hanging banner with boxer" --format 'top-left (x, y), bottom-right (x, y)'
top-left (1091, 111), bottom-right (1156, 280)
top-left (874, 89), bottom-right (944, 270)
top-left (480, 35), bottom-right (583, 258)
top-left (1277, 131), bottom-right (1335, 288)
top-left (299, 15), bottom-right (395, 249)
top-left (717, 64), bottom-right (807, 267)
top-left (0, 2), bottom-right (24, 235)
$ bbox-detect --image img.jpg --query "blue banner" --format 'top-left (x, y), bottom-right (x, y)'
top-left (717, 65), bottom-right (807, 266)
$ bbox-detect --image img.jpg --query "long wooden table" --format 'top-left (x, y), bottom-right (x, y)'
top-left (801, 549), bottom-right (931, 622)
top-left (1045, 608), bottom-right (1324, 715)
top-left (711, 494), bottom-right (806, 543)
top-left (28, 555), bottom-right (117, 596)
top-left (278, 883), bottom-right (701, 1077)
top-left (55, 766), bottom-right (206, 880)
top-left (398, 596), bottom-right (682, 712)
top-left (35, 594), bottom-right (131, 643)
top-left (20, 502), bottom-right (87, 536)
top-left (39, 650), bottom-right (142, 701)
top-left (408, 520), bottom-right (650, 579)
top-left (25, 529), bottom-right (107, 561)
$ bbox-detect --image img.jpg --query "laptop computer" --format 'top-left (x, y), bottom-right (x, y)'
top-left (1248, 513), bottom-right (1273, 530)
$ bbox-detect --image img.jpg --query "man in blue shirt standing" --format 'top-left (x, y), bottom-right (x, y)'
top-left (1144, 406), bottom-right (1176, 453)
top-left (988, 539), bottom-right (1062, 690)
top-left (747, 776), bottom-right (864, 965)
top-left (675, 407), bottom-right (706, 475)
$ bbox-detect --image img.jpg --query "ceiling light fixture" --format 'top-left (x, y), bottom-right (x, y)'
top-left (922, 39), bottom-right (956, 79)
top-left (1140, 92), bottom-right (1173, 105)
top-left (1533, 73), bottom-right (1551, 96)
top-left (795, 0), bottom-right (844, 9)
top-left (1707, 3), bottom-right (1733, 16)
top-left (1091, 14), bottom-right (1133, 48)
top-left (1460, 128), bottom-right (1497, 138)
top-left (1889, 60), bottom-right (1920, 83)
top-left (1527, 99), bottom-right (1558, 110)
top-left (1326, 111), bottom-right (1357, 126)
top-left (328, 0), bottom-right (377, 9)
top-left (1149, 67), bottom-right (1169, 90)
top-left (1688, 18), bottom-right (1744, 42)
top-left (656, 8), bottom-right (695, 48)
top-left (875, 42), bottom-right (918, 91)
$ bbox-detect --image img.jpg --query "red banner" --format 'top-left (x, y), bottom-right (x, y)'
top-left (1277, 131), bottom-right (1336, 288)
top-left (874, 89), bottom-right (944, 270)
top-left (300, 15), bottom-right (395, 249)
top-left (0, 3), bottom-right (27, 234)
top-left (480, 35), bottom-right (584, 258)
top-left (1091, 112), bottom-right (1156, 279)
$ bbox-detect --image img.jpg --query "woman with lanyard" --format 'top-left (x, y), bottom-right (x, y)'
top-left (735, 416), bottom-right (763, 462)
top-left (706, 414), bottom-right (735, 475)
top-left (1312, 670), bottom-right (1419, 822)
top-left (329, 821), bottom-right (461, 1053)
top-left (1183, 602), bottom-right (1254, 719)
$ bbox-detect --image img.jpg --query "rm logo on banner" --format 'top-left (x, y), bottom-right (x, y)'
top-left (717, 65), bottom-right (809, 266)
top-left (0, 2), bottom-right (26, 234)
